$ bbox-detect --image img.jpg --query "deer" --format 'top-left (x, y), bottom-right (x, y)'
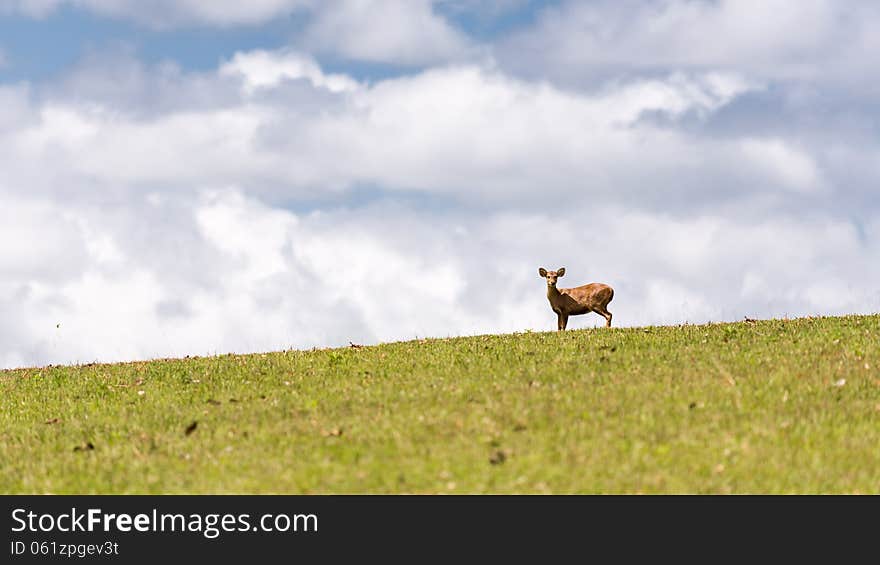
top-left (538, 267), bottom-right (614, 331)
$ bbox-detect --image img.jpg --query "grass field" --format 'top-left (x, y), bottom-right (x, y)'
top-left (1, 314), bottom-right (878, 494)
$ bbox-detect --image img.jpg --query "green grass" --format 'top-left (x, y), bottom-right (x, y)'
top-left (1, 314), bottom-right (879, 493)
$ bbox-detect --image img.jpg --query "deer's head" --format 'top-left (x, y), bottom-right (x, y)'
top-left (538, 267), bottom-right (565, 288)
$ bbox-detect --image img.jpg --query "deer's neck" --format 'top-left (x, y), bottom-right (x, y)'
top-left (547, 285), bottom-right (563, 302)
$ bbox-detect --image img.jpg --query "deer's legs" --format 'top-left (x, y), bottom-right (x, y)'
top-left (557, 313), bottom-right (569, 331)
top-left (596, 308), bottom-right (612, 328)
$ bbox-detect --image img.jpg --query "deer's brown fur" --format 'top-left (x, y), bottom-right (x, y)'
top-left (538, 267), bottom-right (614, 330)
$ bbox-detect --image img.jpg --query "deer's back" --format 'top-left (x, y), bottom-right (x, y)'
top-left (562, 282), bottom-right (614, 309)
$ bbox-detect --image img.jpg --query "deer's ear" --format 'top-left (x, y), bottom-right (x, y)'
top-left (538, 267), bottom-right (547, 278)
top-left (556, 267), bottom-right (565, 277)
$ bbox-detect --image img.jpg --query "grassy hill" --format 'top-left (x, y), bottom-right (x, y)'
top-left (1, 314), bottom-right (878, 494)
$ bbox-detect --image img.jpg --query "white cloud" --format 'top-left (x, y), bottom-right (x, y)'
top-left (301, 0), bottom-right (480, 66)
top-left (0, 0), bottom-right (63, 18)
top-left (0, 83), bottom-right (35, 129)
top-left (2, 0), bottom-right (313, 26)
top-left (740, 139), bottom-right (823, 193)
top-left (500, 0), bottom-right (880, 86)
top-left (13, 53), bottom-right (775, 210)
top-left (4, 0), bottom-right (480, 66)
top-left (218, 50), bottom-right (359, 94)
top-left (2, 0), bottom-right (480, 69)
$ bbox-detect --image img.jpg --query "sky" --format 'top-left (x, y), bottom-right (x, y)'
top-left (1, 0), bottom-right (879, 369)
